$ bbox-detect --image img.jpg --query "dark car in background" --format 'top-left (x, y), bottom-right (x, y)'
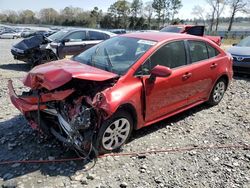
top-left (227, 36), bottom-right (250, 75)
top-left (11, 28), bottom-right (116, 67)
top-left (48, 28), bottom-right (116, 59)
top-left (20, 30), bottom-right (55, 38)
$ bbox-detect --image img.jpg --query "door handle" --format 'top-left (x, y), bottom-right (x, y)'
top-left (182, 72), bottom-right (192, 80)
top-left (210, 63), bottom-right (218, 69)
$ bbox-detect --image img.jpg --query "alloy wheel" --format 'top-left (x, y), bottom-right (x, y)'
top-left (213, 81), bottom-right (226, 103)
top-left (102, 118), bottom-right (131, 151)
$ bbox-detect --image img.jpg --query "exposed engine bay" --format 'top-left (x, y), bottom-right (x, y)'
top-left (11, 77), bottom-right (118, 157)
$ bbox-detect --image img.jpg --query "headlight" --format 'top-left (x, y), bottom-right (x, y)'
top-left (12, 47), bottom-right (24, 54)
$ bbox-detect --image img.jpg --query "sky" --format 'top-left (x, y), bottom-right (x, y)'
top-left (0, 0), bottom-right (225, 19)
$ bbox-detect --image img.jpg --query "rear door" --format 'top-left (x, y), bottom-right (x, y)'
top-left (86, 31), bottom-right (107, 48)
top-left (185, 40), bottom-right (220, 105)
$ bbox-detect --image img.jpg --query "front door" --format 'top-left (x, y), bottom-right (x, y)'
top-left (59, 31), bottom-right (87, 58)
top-left (141, 41), bottom-right (193, 122)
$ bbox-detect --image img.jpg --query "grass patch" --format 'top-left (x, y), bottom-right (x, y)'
top-left (222, 38), bottom-right (241, 46)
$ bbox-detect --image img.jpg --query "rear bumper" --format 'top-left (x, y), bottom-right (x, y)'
top-left (8, 80), bottom-right (75, 114)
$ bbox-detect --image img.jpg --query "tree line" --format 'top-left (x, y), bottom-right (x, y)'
top-left (192, 0), bottom-right (250, 32)
top-left (0, 0), bottom-right (182, 30)
top-left (0, 0), bottom-right (249, 31)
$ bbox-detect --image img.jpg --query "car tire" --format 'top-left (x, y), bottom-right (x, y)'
top-left (207, 78), bottom-right (227, 106)
top-left (95, 110), bottom-right (133, 155)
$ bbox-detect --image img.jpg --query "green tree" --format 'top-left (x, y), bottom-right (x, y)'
top-left (19, 10), bottom-right (35, 24)
top-left (227, 0), bottom-right (250, 31)
top-left (3, 10), bottom-right (18, 23)
top-left (169, 0), bottom-right (182, 21)
top-left (91, 7), bottom-right (102, 28)
top-left (152, 0), bottom-right (166, 28)
top-left (100, 13), bottom-right (114, 28)
top-left (144, 1), bottom-right (154, 29)
top-left (39, 8), bottom-right (58, 24)
top-left (130, 0), bottom-right (143, 29)
top-left (131, 0), bottom-right (143, 18)
top-left (108, 0), bottom-right (130, 28)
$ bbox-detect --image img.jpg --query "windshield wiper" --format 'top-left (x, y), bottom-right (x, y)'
top-left (104, 47), bottom-right (113, 68)
top-left (90, 46), bottom-right (100, 66)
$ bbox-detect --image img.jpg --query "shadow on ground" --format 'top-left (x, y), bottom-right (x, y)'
top-left (0, 115), bottom-right (91, 181)
top-left (0, 63), bottom-right (30, 72)
top-left (0, 102), bottom-right (211, 181)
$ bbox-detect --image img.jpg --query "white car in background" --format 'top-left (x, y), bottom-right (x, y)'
top-left (0, 31), bottom-right (19, 39)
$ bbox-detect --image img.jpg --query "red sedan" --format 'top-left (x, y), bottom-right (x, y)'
top-left (9, 32), bottom-right (233, 155)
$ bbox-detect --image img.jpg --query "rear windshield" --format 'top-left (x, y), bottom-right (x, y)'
top-left (160, 26), bottom-right (183, 33)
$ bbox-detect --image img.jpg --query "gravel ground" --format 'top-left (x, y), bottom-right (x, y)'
top-left (0, 39), bottom-right (249, 188)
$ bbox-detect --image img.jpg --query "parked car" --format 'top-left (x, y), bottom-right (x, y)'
top-left (8, 32), bottom-right (233, 155)
top-left (15, 27), bottom-right (31, 38)
top-left (47, 28), bottom-right (116, 58)
top-left (21, 30), bottom-right (50, 38)
top-left (0, 31), bottom-right (19, 39)
top-left (227, 36), bottom-right (250, 75)
top-left (11, 28), bottom-right (116, 66)
top-left (160, 25), bottom-right (222, 46)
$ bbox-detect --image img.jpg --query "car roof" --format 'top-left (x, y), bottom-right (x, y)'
top-left (166, 25), bottom-right (204, 28)
top-left (122, 32), bottom-right (207, 43)
top-left (62, 28), bottom-right (116, 36)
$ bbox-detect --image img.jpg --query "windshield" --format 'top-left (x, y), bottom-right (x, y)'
top-left (237, 36), bottom-right (250, 47)
top-left (48, 30), bottom-right (70, 42)
top-left (160, 26), bottom-right (183, 33)
top-left (73, 36), bottom-right (156, 75)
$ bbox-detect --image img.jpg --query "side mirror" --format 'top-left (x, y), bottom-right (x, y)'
top-left (149, 65), bottom-right (172, 82)
top-left (232, 43), bottom-right (237, 46)
top-left (61, 38), bottom-right (70, 45)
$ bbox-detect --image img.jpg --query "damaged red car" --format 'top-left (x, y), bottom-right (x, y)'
top-left (9, 32), bottom-right (233, 155)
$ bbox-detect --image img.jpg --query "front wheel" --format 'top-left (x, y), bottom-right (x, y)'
top-left (207, 79), bottom-right (227, 106)
top-left (95, 110), bottom-right (133, 154)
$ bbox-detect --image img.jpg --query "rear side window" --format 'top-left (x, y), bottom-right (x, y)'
top-left (66, 31), bottom-right (86, 41)
top-left (104, 33), bottom-right (111, 39)
top-left (207, 43), bottom-right (220, 58)
top-left (188, 41), bottom-right (208, 63)
top-left (150, 41), bottom-right (186, 69)
top-left (89, 31), bottom-right (105, 40)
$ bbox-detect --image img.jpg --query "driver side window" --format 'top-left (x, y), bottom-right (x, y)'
top-left (135, 41), bottom-right (187, 75)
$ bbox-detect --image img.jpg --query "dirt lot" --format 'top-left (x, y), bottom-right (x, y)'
top-left (0, 39), bottom-right (249, 188)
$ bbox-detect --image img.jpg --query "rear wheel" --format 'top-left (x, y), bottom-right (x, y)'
top-left (95, 110), bottom-right (133, 154)
top-left (207, 79), bottom-right (227, 106)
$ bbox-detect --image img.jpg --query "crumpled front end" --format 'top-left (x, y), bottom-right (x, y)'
top-left (8, 80), bottom-right (74, 114)
top-left (8, 75), bottom-right (118, 155)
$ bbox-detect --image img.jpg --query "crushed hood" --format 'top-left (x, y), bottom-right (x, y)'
top-left (23, 59), bottom-right (118, 90)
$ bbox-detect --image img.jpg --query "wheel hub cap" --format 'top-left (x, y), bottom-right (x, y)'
top-left (102, 118), bottom-right (130, 151)
top-left (213, 81), bottom-right (225, 103)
